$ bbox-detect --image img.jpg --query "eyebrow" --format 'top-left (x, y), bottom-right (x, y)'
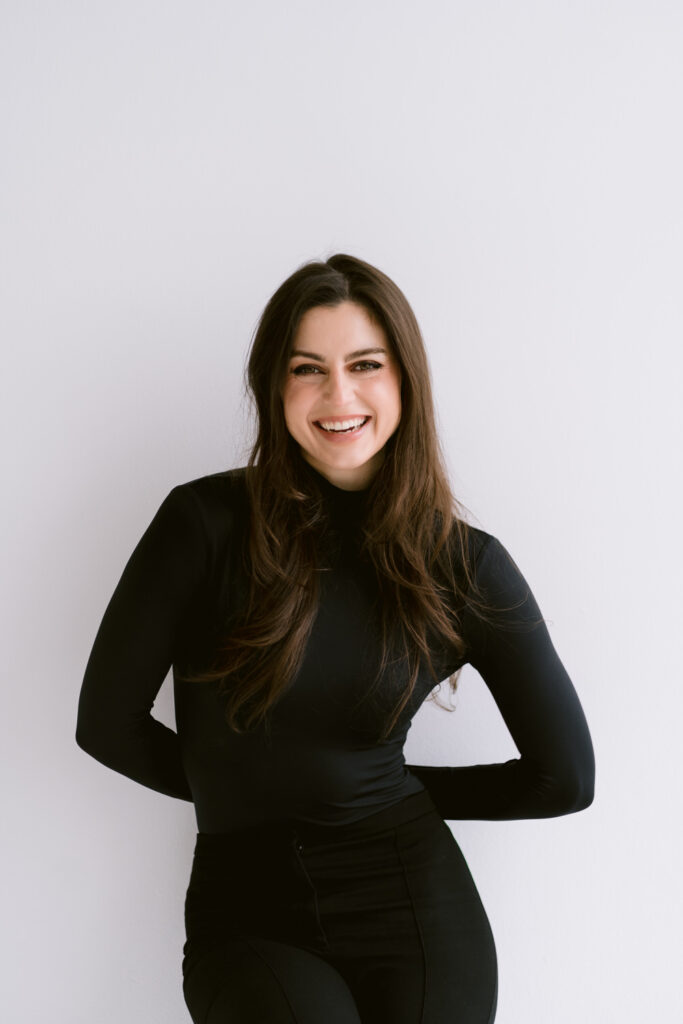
top-left (289, 347), bottom-right (387, 362)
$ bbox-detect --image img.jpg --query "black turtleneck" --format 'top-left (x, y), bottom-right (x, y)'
top-left (76, 464), bottom-right (595, 831)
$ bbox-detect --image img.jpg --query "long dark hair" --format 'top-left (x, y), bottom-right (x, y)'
top-left (178, 253), bottom-right (528, 742)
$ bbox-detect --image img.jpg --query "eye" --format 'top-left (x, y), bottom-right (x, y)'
top-left (352, 361), bottom-right (382, 372)
top-left (290, 364), bottom-right (323, 376)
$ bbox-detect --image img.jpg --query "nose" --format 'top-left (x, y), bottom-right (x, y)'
top-left (323, 367), bottom-right (355, 405)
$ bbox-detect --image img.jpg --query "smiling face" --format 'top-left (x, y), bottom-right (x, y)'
top-left (281, 301), bottom-right (402, 490)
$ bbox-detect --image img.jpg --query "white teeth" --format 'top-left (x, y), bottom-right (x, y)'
top-left (317, 416), bottom-right (368, 432)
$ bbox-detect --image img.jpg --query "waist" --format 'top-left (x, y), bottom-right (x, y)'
top-left (191, 759), bottom-right (429, 834)
top-left (194, 786), bottom-right (438, 855)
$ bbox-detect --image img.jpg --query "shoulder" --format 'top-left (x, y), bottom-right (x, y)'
top-left (450, 520), bottom-right (517, 566)
top-left (446, 521), bottom-right (530, 606)
top-left (444, 519), bottom-right (497, 577)
top-left (456, 525), bottom-right (547, 643)
top-left (165, 467), bottom-right (250, 542)
top-left (462, 524), bottom-right (527, 586)
top-left (173, 466), bottom-right (248, 504)
top-left (459, 522), bottom-right (495, 560)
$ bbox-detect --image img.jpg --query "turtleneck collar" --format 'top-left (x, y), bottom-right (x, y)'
top-left (298, 458), bottom-right (370, 522)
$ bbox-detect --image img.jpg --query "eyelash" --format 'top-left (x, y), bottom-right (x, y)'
top-left (290, 361), bottom-right (383, 376)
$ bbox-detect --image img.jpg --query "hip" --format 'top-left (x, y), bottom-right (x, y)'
top-left (183, 789), bottom-right (492, 968)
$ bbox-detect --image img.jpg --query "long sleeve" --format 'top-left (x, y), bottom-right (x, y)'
top-left (407, 534), bottom-right (595, 820)
top-left (76, 485), bottom-right (207, 800)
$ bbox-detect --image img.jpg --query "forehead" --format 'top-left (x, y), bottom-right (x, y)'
top-left (291, 302), bottom-right (388, 354)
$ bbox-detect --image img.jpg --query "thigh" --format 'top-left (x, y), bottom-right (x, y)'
top-left (323, 815), bottom-right (498, 1024)
top-left (389, 815), bottom-right (498, 1024)
top-left (183, 937), bottom-right (363, 1024)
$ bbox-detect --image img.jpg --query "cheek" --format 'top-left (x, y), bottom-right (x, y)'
top-left (375, 376), bottom-right (402, 418)
top-left (280, 386), bottom-right (294, 431)
top-left (282, 386), bottom-right (309, 432)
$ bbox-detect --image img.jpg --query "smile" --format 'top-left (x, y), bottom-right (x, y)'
top-left (314, 415), bottom-right (371, 436)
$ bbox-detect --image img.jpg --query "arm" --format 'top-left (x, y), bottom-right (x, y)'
top-left (407, 534), bottom-right (595, 819)
top-left (76, 485), bottom-right (207, 801)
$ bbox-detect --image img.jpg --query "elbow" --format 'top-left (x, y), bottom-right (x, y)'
top-left (577, 768), bottom-right (595, 810)
top-left (76, 702), bottom-right (142, 770)
top-left (571, 746), bottom-right (596, 812)
top-left (565, 779), bottom-right (594, 813)
top-left (555, 765), bottom-right (595, 815)
top-left (75, 718), bottom-right (101, 758)
top-left (76, 687), bottom-right (121, 761)
top-left (530, 758), bottom-right (595, 816)
top-left (75, 709), bottom-right (115, 762)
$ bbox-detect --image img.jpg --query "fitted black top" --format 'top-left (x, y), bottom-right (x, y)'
top-left (76, 462), bottom-right (595, 833)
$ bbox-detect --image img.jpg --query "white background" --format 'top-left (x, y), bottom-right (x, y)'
top-left (2, 2), bottom-right (681, 1021)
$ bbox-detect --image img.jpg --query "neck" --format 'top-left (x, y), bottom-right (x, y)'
top-left (301, 450), bottom-right (382, 491)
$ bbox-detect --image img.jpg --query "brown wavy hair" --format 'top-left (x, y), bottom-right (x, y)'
top-left (178, 253), bottom-right (530, 742)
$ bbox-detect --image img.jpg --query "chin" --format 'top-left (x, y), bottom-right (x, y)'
top-left (317, 449), bottom-right (375, 468)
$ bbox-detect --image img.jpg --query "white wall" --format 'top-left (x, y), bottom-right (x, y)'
top-left (2, 2), bottom-right (681, 1021)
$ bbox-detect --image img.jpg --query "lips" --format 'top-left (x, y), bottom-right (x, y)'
top-left (312, 416), bottom-right (372, 442)
top-left (314, 415), bottom-right (371, 434)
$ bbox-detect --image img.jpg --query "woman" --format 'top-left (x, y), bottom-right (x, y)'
top-left (76, 253), bottom-right (595, 1024)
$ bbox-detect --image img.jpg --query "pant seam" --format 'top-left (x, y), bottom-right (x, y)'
top-left (291, 843), bottom-right (331, 951)
top-left (243, 938), bottom-right (300, 1024)
top-left (199, 969), bottom-right (226, 1024)
top-left (393, 829), bottom-right (427, 1024)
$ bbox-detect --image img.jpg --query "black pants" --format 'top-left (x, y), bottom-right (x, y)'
top-left (182, 789), bottom-right (498, 1023)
